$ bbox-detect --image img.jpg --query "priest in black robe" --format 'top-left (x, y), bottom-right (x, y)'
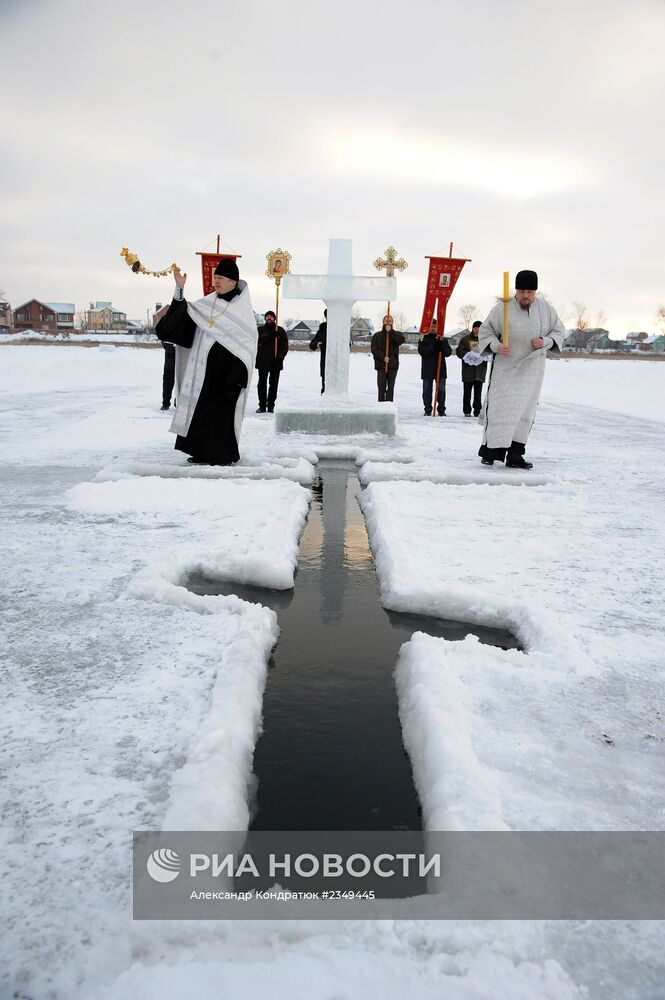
top-left (156, 259), bottom-right (258, 465)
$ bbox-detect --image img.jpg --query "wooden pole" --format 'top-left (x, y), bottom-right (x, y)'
top-left (432, 242), bottom-right (454, 416)
top-left (432, 302), bottom-right (448, 416)
top-left (274, 283), bottom-right (280, 358)
top-left (503, 271), bottom-right (510, 348)
top-left (216, 234), bottom-right (220, 254)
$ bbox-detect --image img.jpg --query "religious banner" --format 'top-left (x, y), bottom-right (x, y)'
top-left (265, 247), bottom-right (292, 358)
top-left (266, 248), bottom-right (292, 288)
top-left (419, 253), bottom-right (471, 332)
top-left (197, 236), bottom-right (242, 296)
top-left (197, 251), bottom-right (242, 296)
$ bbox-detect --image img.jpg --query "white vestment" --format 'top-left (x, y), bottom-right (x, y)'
top-left (170, 280), bottom-right (258, 448)
top-left (477, 297), bottom-right (565, 449)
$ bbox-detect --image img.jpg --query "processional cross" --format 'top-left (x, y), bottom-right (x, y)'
top-left (373, 246), bottom-right (408, 318)
top-left (373, 246), bottom-right (408, 371)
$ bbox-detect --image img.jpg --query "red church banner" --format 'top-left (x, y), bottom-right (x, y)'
top-left (419, 255), bottom-right (470, 333)
top-left (197, 252), bottom-right (242, 296)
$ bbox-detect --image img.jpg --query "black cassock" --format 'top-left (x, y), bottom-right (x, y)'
top-left (156, 297), bottom-right (249, 465)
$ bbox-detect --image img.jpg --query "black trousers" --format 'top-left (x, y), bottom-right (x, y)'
top-left (463, 381), bottom-right (483, 415)
top-left (478, 440), bottom-right (526, 462)
top-left (257, 367), bottom-right (281, 410)
top-left (377, 369), bottom-right (397, 402)
top-left (162, 345), bottom-right (176, 406)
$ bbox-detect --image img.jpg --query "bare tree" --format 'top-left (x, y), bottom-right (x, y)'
top-left (390, 310), bottom-right (410, 331)
top-left (458, 304), bottom-right (478, 332)
top-left (656, 305), bottom-right (665, 333)
top-left (571, 301), bottom-right (588, 330)
top-left (595, 309), bottom-right (607, 330)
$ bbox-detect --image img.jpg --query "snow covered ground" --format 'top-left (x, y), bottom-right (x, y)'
top-left (1, 346), bottom-right (664, 999)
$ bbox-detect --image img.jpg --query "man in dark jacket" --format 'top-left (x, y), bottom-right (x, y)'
top-left (256, 310), bottom-right (288, 413)
top-left (370, 314), bottom-right (406, 402)
top-left (309, 309), bottom-right (327, 394)
top-left (456, 320), bottom-right (487, 417)
top-left (418, 318), bottom-right (452, 416)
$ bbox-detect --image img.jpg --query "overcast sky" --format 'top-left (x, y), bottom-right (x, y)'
top-left (2, 0), bottom-right (664, 335)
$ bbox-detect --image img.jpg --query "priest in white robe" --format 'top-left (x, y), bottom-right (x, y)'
top-left (477, 269), bottom-right (565, 469)
top-left (156, 259), bottom-right (257, 465)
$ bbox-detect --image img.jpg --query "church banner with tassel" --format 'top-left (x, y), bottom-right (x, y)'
top-left (197, 251), bottom-right (242, 296)
top-left (420, 255), bottom-right (470, 332)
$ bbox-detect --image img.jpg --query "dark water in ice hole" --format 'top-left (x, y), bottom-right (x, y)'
top-left (187, 461), bottom-right (520, 833)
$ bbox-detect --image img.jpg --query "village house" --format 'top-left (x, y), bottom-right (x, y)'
top-left (350, 317), bottom-right (375, 342)
top-left (12, 300), bottom-right (75, 334)
top-left (637, 334), bottom-right (665, 353)
top-left (286, 320), bottom-right (321, 342)
top-left (86, 301), bottom-right (127, 332)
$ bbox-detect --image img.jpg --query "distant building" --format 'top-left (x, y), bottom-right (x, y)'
top-left (13, 299), bottom-right (75, 334)
top-left (626, 331), bottom-right (649, 344)
top-left (404, 325), bottom-right (420, 344)
top-left (444, 327), bottom-right (466, 346)
top-left (0, 301), bottom-right (11, 333)
top-left (564, 328), bottom-right (610, 351)
top-left (638, 334), bottom-right (665, 353)
top-left (287, 319), bottom-right (320, 342)
top-left (350, 317), bottom-right (375, 341)
top-left (586, 331), bottom-right (613, 351)
top-left (86, 301), bottom-right (127, 332)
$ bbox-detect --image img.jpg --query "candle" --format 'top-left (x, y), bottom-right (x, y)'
top-left (502, 271), bottom-right (510, 348)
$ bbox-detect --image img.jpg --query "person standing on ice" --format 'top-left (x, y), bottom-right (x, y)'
top-left (456, 320), bottom-right (487, 417)
top-left (371, 314), bottom-right (405, 402)
top-left (155, 259), bottom-right (257, 465)
top-left (153, 303), bottom-right (177, 410)
top-left (477, 269), bottom-right (565, 469)
top-left (309, 308), bottom-right (327, 394)
top-left (255, 309), bottom-right (288, 413)
top-left (418, 318), bottom-right (451, 416)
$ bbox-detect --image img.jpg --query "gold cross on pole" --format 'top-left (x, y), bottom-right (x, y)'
top-left (373, 246), bottom-right (408, 278)
top-left (373, 246), bottom-right (407, 325)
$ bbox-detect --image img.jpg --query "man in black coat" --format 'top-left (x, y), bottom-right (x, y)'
top-left (418, 318), bottom-right (452, 416)
top-left (255, 310), bottom-right (288, 413)
top-left (370, 314), bottom-right (406, 402)
top-left (309, 309), bottom-right (327, 394)
top-left (456, 320), bottom-right (487, 417)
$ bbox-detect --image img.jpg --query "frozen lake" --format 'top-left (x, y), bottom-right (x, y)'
top-left (1, 345), bottom-right (664, 1000)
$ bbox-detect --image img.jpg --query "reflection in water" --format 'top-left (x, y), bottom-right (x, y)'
top-left (187, 461), bottom-right (519, 833)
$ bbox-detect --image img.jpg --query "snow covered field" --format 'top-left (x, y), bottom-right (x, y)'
top-left (2, 345), bottom-right (664, 999)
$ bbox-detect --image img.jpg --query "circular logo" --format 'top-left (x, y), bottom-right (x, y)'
top-left (147, 848), bottom-right (181, 883)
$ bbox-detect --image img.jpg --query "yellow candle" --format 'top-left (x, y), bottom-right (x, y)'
top-left (503, 271), bottom-right (509, 300)
top-left (502, 271), bottom-right (510, 348)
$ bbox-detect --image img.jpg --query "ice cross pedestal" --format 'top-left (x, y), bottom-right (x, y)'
top-left (276, 239), bottom-right (398, 436)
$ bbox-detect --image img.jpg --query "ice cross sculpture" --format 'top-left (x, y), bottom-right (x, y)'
top-left (282, 239), bottom-right (396, 395)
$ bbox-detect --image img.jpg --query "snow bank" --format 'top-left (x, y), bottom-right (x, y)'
top-left (97, 941), bottom-right (582, 1000)
top-left (94, 456), bottom-right (315, 486)
top-left (68, 476), bottom-right (310, 590)
top-left (360, 479), bottom-right (588, 662)
top-left (359, 460), bottom-right (567, 489)
top-left (396, 633), bottom-right (664, 832)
